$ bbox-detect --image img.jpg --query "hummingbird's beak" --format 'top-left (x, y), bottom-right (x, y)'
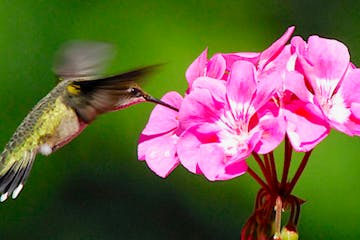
top-left (143, 95), bottom-right (179, 112)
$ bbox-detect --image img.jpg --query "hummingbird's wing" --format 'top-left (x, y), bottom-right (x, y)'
top-left (53, 41), bottom-right (115, 81)
top-left (63, 65), bottom-right (158, 123)
top-left (0, 148), bottom-right (36, 201)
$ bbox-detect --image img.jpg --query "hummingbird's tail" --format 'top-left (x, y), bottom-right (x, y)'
top-left (0, 148), bottom-right (36, 201)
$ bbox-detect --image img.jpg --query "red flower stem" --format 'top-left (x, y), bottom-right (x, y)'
top-left (264, 154), bottom-right (271, 177)
top-left (287, 150), bottom-right (312, 194)
top-left (281, 136), bottom-right (293, 189)
top-left (247, 166), bottom-right (271, 193)
top-left (269, 152), bottom-right (279, 190)
top-left (252, 152), bottom-right (273, 191)
top-left (264, 153), bottom-right (278, 193)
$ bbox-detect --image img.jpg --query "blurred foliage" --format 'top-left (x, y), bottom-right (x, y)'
top-left (0, 0), bottom-right (360, 239)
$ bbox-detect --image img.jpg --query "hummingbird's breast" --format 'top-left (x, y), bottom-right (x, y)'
top-left (38, 97), bottom-right (85, 153)
top-left (5, 81), bottom-right (85, 157)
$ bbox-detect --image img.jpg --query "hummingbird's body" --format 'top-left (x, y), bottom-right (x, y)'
top-left (0, 41), bottom-right (177, 201)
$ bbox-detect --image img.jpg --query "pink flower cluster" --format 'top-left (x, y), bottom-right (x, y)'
top-left (138, 26), bottom-right (360, 181)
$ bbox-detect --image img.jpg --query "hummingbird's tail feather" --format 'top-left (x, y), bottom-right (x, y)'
top-left (0, 149), bottom-right (36, 201)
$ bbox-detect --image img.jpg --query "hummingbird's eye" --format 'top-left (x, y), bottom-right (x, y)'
top-left (130, 88), bottom-right (142, 97)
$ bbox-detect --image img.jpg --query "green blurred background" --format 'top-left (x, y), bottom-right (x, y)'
top-left (0, 0), bottom-right (360, 239)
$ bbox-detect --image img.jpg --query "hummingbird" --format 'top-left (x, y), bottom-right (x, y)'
top-left (0, 41), bottom-right (178, 202)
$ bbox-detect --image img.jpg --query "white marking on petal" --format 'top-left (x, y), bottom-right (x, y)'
top-left (0, 192), bottom-right (9, 202)
top-left (328, 93), bottom-right (350, 123)
top-left (12, 184), bottom-right (23, 199)
top-left (149, 151), bottom-right (157, 159)
top-left (164, 150), bottom-right (171, 158)
top-left (40, 144), bottom-right (52, 156)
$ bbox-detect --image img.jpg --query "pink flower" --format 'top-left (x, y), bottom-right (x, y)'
top-left (273, 44), bottom-right (330, 151)
top-left (185, 49), bottom-right (226, 90)
top-left (138, 92), bottom-right (183, 177)
top-left (291, 35), bottom-right (360, 136)
top-left (186, 26), bottom-right (295, 89)
top-left (222, 26), bottom-right (295, 72)
top-left (177, 61), bottom-right (285, 181)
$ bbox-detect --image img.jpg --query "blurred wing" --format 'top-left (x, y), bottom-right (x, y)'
top-left (64, 65), bottom-right (159, 123)
top-left (0, 148), bottom-right (37, 201)
top-left (53, 41), bottom-right (115, 81)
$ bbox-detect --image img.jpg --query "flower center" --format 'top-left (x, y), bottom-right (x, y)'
top-left (216, 110), bottom-right (250, 158)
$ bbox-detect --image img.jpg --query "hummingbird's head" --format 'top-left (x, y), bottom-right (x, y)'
top-left (115, 83), bottom-right (179, 112)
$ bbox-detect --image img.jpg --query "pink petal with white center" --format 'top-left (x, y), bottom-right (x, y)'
top-left (226, 60), bottom-right (257, 118)
top-left (284, 100), bottom-right (330, 151)
top-left (321, 68), bottom-right (360, 135)
top-left (207, 54), bottom-right (226, 79)
top-left (185, 48), bottom-right (208, 88)
top-left (327, 93), bottom-right (350, 125)
top-left (197, 143), bottom-right (248, 181)
top-left (258, 26), bottom-right (295, 71)
top-left (216, 121), bottom-right (260, 161)
top-left (142, 91), bottom-right (182, 135)
top-left (292, 36), bottom-right (350, 98)
top-left (138, 132), bottom-right (179, 178)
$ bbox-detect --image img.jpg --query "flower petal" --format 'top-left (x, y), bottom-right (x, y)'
top-left (222, 52), bottom-right (260, 71)
top-left (176, 127), bottom-right (204, 174)
top-left (252, 68), bottom-right (281, 111)
top-left (179, 88), bottom-right (223, 130)
top-left (284, 71), bottom-right (313, 103)
top-left (198, 143), bottom-right (248, 181)
top-left (284, 101), bottom-right (330, 151)
top-left (226, 60), bottom-right (257, 118)
top-left (142, 91), bottom-right (182, 135)
top-left (259, 26), bottom-right (295, 70)
top-left (191, 76), bottom-right (226, 102)
top-left (207, 53), bottom-right (226, 79)
top-left (293, 36), bottom-right (350, 98)
top-left (185, 48), bottom-right (208, 88)
top-left (339, 68), bottom-right (360, 105)
top-left (138, 132), bottom-right (179, 178)
top-left (254, 104), bottom-right (286, 154)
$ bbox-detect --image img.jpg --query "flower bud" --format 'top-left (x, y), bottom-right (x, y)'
top-left (280, 226), bottom-right (298, 240)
